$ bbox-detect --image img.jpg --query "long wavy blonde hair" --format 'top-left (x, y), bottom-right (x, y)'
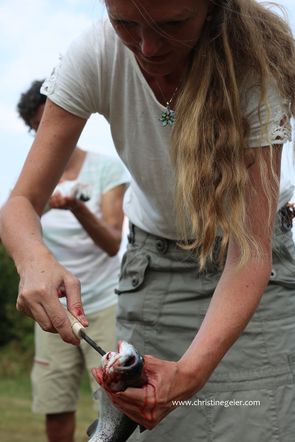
top-left (172, 0), bottom-right (295, 268)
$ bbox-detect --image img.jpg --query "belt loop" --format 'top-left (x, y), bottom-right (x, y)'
top-left (127, 223), bottom-right (136, 245)
top-left (278, 204), bottom-right (294, 233)
top-left (155, 238), bottom-right (169, 254)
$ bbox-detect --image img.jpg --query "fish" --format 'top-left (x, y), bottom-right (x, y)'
top-left (55, 179), bottom-right (91, 201)
top-left (88, 341), bottom-right (147, 442)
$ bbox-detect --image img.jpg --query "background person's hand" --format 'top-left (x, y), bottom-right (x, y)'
top-left (49, 190), bottom-right (81, 211)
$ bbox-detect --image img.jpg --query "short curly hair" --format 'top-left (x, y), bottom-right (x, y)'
top-left (17, 80), bottom-right (46, 129)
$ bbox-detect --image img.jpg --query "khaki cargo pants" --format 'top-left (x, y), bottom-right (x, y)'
top-left (115, 218), bottom-right (295, 442)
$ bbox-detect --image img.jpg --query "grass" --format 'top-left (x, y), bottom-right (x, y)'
top-left (0, 343), bottom-right (97, 442)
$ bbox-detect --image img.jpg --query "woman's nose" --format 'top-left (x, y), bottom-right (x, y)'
top-left (139, 26), bottom-right (163, 57)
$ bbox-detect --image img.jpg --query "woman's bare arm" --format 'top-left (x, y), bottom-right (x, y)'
top-left (0, 99), bottom-right (88, 343)
top-left (178, 146), bottom-right (281, 393)
top-left (104, 146), bottom-right (282, 429)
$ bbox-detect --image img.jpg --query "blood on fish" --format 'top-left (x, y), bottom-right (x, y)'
top-left (88, 341), bottom-right (147, 441)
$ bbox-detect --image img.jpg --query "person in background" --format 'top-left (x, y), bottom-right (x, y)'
top-left (1, 1), bottom-right (295, 441)
top-left (16, 80), bottom-right (129, 442)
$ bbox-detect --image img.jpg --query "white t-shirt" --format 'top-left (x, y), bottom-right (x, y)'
top-left (41, 151), bottom-right (129, 315)
top-left (42, 19), bottom-right (292, 240)
top-left (280, 142), bottom-right (295, 208)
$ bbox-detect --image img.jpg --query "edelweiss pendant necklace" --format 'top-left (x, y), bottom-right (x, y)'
top-left (157, 81), bottom-right (179, 127)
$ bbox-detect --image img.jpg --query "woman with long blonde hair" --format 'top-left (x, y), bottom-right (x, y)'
top-left (1, 0), bottom-right (295, 440)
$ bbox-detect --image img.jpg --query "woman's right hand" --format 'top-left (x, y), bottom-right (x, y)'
top-left (0, 101), bottom-right (88, 343)
top-left (17, 251), bottom-right (88, 344)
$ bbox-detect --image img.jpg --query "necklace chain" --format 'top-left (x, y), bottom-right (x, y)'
top-left (156, 81), bottom-right (180, 127)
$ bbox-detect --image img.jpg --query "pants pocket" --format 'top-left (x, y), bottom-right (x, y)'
top-left (115, 249), bottom-right (150, 295)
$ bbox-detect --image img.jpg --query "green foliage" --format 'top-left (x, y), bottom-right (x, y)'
top-left (0, 375), bottom-right (96, 442)
top-left (0, 340), bottom-right (34, 377)
top-left (0, 251), bottom-right (94, 441)
top-left (0, 244), bottom-right (19, 345)
top-left (0, 243), bottom-right (34, 351)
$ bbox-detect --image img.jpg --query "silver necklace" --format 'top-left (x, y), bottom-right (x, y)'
top-left (157, 82), bottom-right (179, 127)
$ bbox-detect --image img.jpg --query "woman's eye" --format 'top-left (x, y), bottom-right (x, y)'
top-left (161, 20), bottom-right (186, 29)
top-left (114, 20), bottom-right (136, 28)
top-left (166, 21), bottom-right (183, 26)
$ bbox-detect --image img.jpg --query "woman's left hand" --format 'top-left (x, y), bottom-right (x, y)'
top-left (92, 354), bottom-right (198, 429)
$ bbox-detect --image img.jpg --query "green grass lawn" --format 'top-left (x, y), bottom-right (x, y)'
top-left (0, 370), bottom-right (97, 442)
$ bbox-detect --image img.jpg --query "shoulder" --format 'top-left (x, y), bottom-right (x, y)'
top-left (50, 18), bottom-right (120, 72)
top-left (86, 151), bottom-right (128, 174)
top-left (70, 18), bottom-right (115, 48)
top-left (41, 19), bottom-right (125, 119)
top-left (86, 151), bottom-right (118, 165)
top-left (85, 152), bottom-right (129, 193)
top-left (78, 18), bottom-right (125, 60)
top-left (240, 73), bottom-right (292, 147)
top-left (240, 72), bottom-right (288, 112)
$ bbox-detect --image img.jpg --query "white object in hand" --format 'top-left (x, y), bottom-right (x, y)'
top-left (55, 180), bottom-right (91, 202)
top-left (43, 180), bottom-right (91, 213)
top-left (66, 310), bottom-right (85, 339)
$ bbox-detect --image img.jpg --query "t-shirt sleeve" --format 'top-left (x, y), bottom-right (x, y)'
top-left (41, 22), bottom-right (107, 119)
top-left (241, 77), bottom-right (292, 147)
top-left (100, 156), bottom-right (130, 194)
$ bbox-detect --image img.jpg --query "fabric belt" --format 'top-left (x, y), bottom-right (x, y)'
top-left (128, 203), bottom-right (294, 246)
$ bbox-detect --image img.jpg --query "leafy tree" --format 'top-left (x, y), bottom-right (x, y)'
top-left (0, 244), bottom-right (34, 347)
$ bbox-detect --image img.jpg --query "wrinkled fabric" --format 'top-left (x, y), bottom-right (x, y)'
top-left (115, 220), bottom-right (295, 442)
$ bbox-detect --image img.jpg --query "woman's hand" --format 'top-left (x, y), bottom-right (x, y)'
top-left (0, 102), bottom-right (88, 343)
top-left (92, 354), bottom-right (200, 430)
top-left (17, 251), bottom-right (88, 344)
